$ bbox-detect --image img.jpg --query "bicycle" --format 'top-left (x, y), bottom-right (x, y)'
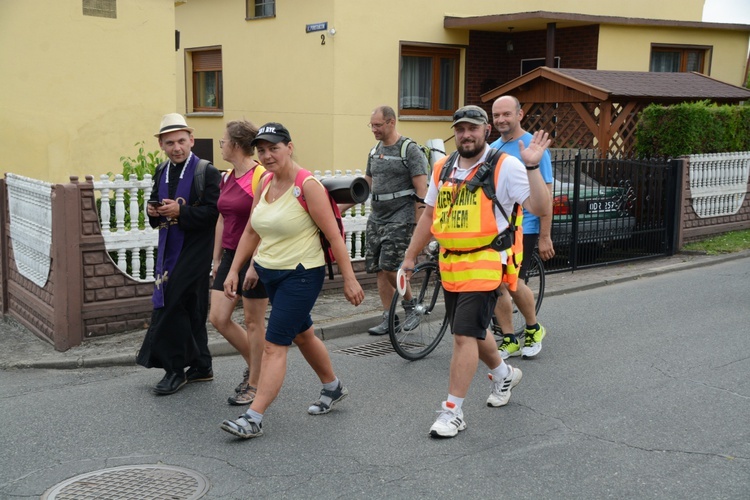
top-left (387, 242), bottom-right (545, 361)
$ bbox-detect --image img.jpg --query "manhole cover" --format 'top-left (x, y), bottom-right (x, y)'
top-left (333, 339), bottom-right (396, 358)
top-left (42, 464), bottom-right (209, 500)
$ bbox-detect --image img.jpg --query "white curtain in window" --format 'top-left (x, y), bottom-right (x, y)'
top-left (204, 74), bottom-right (216, 107)
top-left (685, 52), bottom-right (701, 72)
top-left (650, 52), bottom-right (680, 72)
top-left (400, 56), bottom-right (431, 109)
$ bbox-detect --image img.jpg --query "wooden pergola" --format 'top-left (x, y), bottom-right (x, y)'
top-left (481, 67), bottom-right (750, 157)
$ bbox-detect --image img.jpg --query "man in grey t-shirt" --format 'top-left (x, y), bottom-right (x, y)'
top-left (364, 105), bottom-right (428, 334)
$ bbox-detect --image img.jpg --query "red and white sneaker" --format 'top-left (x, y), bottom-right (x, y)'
top-left (429, 401), bottom-right (466, 438)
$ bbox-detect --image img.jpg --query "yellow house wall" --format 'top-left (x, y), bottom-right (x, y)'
top-left (327, 1), bottom-right (468, 171)
top-left (175, 0), bottom-right (337, 171)
top-left (598, 25), bottom-right (750, 85)
top-left (176, 0), bottom-right (732, 172)
top-left (0, 0), bottom-right (175, 183)
top-left (178, 0), bottom-right (467, 172)
top-left (328, 0), bottom-right (707, 169)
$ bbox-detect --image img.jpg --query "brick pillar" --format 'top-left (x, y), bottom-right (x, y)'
top-left (50, 178), bottom-right (84, 350)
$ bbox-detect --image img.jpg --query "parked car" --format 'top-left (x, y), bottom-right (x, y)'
top-left (550, 164), bottom-right (636, 246)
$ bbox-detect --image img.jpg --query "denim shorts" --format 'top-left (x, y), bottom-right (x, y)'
top-left (254, 263), bottom-right (325, 346)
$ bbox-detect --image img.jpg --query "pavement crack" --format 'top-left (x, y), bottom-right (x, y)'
top-left (579, 434), bottom-right (750, 462)
top-left (515, 403), bottom-right (749, 461)
top-left (652, 364), bottom-right (750, 400)
top-left (712, 355), bottom-right (750, 371)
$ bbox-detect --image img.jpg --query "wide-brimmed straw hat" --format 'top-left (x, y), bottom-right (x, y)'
top-left (155, 113), bottom-right (194, 137)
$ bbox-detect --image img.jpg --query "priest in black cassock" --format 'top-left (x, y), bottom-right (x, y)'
top-left (137, 113), bottom-right (220, 395)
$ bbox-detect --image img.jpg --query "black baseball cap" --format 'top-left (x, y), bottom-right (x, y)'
top-left (251, 122), bottom-right (292, 146)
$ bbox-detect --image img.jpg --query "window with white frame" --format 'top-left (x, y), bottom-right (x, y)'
top-left (520, 56), bottom-right (561, 75)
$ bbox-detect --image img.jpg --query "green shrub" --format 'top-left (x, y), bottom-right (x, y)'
top-left (116, 141), bottom-right (165, 181)
top-left (635, 100), bottom-right (750, 157)
top-left (100, 142), bottom-right (165, 230)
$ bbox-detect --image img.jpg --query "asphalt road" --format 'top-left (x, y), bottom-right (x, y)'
top-left (1, 258), bottom-right (748, 499)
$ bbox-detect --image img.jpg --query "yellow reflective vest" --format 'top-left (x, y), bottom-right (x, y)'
top-left (431, 152), bottom-right (523, 292)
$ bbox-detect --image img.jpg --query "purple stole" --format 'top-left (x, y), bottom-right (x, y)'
top-left (152, 154), bottom-right (198, 308)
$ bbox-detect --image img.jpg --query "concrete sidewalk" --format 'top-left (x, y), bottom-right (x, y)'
top-left (2, 249), bottom-right (748, 370)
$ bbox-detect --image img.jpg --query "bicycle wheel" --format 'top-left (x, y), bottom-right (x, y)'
top-left (511, 251), bottom-right (545, 334)
top-left (388, 261), bottom-right (449, 360)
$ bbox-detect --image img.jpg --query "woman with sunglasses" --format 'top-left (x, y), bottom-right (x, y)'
top-left (219, 122), bottom-right (364, 439)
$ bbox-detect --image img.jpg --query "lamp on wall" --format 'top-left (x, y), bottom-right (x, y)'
top-left (506, 27), bottom-right (515, 53)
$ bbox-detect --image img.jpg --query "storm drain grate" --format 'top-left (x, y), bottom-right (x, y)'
top-left (333, 339), bottom-right (397, 358)
top-left (42, 465), bottom-right (209, 500)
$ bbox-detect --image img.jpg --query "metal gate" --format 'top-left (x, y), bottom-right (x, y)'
top-left (546, 150), bottom-right (680, 273)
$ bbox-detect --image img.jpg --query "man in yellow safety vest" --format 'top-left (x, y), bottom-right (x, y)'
top-left (400, 105), bottom-right (551, 438)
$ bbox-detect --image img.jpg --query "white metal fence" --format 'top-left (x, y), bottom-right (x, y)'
top-left (93, 170), bottom-right (370, 281)
top-left (688, 152), bottom-right (750, 218)
top-left (6, 174), bottom-right (53, 287)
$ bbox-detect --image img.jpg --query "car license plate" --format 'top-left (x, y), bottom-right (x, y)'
top-left (587, 200), bottom-right (618, 212)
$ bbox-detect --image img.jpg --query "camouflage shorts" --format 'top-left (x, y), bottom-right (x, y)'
top-left (365, 221), bottom-right (415, 273)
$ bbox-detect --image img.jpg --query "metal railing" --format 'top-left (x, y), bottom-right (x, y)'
top-left (5, 174), bottom-right (53, 287)
top-left (546, 150), bottom-right (677, 272)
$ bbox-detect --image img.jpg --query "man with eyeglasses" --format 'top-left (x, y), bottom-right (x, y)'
top-left (359, 105), bottom-right (429, 335)
top-left (400, 105), bottom-right (551, 438)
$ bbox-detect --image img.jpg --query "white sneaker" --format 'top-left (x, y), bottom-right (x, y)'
top-left (429, 401), bottom-right (466, 438)
top-left (487, 365), bottom-right (523, 407)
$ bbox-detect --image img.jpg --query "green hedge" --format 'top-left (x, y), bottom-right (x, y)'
top-left (634, 100), bottom-right (750, 158)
